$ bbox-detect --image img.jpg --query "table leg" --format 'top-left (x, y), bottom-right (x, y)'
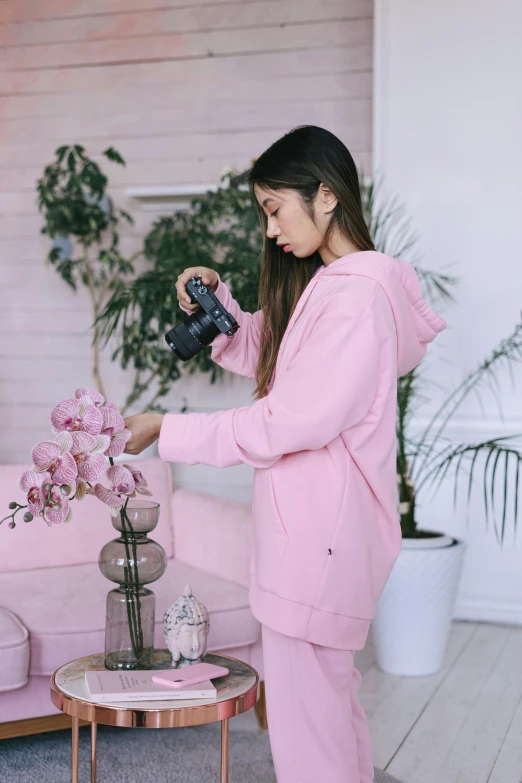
top-left (71, 717), bottom-right (79, 783)
top-left (91, 721), bottom-right (97, 782)
top-left (220, 718), bottom-right (229, 783)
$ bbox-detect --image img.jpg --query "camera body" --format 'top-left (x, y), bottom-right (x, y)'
top-left (164, 276), bottom-right (240, 362)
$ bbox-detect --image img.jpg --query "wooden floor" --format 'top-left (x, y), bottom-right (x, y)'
top-left (232, 620), bottom-right (522, 782)
top-left (354, 620), bottom-right (522, 783)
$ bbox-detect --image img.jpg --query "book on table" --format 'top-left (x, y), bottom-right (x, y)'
top-left (85, 669), bottom-right (218, 703)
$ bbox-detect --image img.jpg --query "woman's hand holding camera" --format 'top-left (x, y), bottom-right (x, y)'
top-left (175, 267), bottom-right (219, 312)
top-left (121, 269), bottom-right (220, 456)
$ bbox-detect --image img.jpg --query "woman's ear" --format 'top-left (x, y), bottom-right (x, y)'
top-left (318, 182), bottom-right (338, 214)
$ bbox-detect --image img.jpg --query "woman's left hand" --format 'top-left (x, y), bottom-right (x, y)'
top-left (123, 413), bottom-right (165, 456)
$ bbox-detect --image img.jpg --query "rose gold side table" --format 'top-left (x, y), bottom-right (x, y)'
top-left (50, 650), bottom-right (260, 783)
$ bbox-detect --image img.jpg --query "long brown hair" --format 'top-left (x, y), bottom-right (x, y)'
top-left (244, 125), bottom-right (375, 401)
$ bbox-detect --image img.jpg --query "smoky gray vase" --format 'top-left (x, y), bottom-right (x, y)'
top-left (98, 499), bottom-right (167, 670)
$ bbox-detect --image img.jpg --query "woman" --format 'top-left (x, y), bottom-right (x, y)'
top-left (123, 125), bottom-right (447, 782)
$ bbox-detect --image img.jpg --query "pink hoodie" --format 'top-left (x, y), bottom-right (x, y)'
top-left (159, 251), bottom-right (447, 650)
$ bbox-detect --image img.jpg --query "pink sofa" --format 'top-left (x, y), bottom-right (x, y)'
top-left (0, 457), bottom-right (263, 730)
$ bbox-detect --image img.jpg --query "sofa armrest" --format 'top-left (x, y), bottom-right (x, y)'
top-left (171, 485), bottom-right (253, 589)
top-left (0, 607), bottom-right (30, 693)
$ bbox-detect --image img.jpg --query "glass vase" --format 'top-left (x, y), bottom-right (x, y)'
top-left (98, 499), bottom-right (167, 670)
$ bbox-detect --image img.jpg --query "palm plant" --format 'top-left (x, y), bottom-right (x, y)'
top-left (403, 325), bottom-right (522, 546)
top-left (364, 172), bottom-right (522, 546)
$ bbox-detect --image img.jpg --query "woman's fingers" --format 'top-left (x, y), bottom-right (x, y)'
top-left (176, 270), bottom-right (199, 303)
top-left (175, 267), bottom-right (214, 307)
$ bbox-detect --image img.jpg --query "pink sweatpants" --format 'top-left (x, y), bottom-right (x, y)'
top-left (261, 623), bottom-right (374, 783)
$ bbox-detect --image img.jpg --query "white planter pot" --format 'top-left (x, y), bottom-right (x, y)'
top-left (372, 532), bottom-right (466, 676)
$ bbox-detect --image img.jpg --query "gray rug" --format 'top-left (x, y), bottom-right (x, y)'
top-left (1, 722), bottom-right (403, 782)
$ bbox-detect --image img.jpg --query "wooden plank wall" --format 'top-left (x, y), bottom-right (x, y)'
top-left (0, 0), bottom-right (373, 466)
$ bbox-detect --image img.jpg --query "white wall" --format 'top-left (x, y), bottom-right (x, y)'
top-left (374, 0), bottom-right (522, 623)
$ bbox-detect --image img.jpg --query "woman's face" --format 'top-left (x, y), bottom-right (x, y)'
top-left (254, 183), bottom-right (336, 258)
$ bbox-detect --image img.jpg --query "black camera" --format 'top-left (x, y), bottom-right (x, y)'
top-left (164, 276), bottom-right (240, 361)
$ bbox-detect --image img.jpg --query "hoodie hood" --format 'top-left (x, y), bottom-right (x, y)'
top-left (313, 250), bottom-right (447, 377)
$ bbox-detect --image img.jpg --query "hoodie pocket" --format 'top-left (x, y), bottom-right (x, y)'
top-left (266, 468), bottom-right (288, 557)
top-left (252, 468), bottom-right (289, 594)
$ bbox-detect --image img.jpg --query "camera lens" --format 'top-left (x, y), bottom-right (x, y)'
top-left (165, 308), bottom-right (221, 361)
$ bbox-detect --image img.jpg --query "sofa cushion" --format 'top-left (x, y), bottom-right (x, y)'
top-left (0, 607), bottom-right (30, 692)
top-left (0, 559), bottom-right (260, 677)
top-left (0, 457), bottom-right (174, 572)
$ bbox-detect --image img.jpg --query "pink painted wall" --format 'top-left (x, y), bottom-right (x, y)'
top-left (0, 0), bottom-right (373, 464)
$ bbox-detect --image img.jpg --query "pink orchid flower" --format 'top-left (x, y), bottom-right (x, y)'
top-left (75, 387), bottom-right (105, 407)
top-left (31, 431), bottom-right (78, 485)
top-left (51, 394), bottom-right (103, 436)
top-left (94, 464), bottom-right (136, 516)
top-left (70, 432), bottom-right (111, 482)
top-left (43, 484), bottom-right (71, 526)
top-left (19, 470), bottom-right (52, 516)
top-left (100, 406), bottom-right (131, 457)
top-left (4, 389), bottom-right (155, 530)
top-left (122, 464), bottom-right (152, 496)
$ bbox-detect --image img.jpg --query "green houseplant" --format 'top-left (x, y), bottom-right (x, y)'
top-left (36, 144), bottom-right (139, 399)
top-left (96, 168), bottom-right (262, 415)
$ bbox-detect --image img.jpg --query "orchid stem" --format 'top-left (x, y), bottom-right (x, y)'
top-left (119, 507), bottom-right (142, 661)
top-left (123, 563), bottom-right (139, 656)
top-left (0, 503), bottom-right (28, 526)
top-left (123, 502), bottom-right (143, 647)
